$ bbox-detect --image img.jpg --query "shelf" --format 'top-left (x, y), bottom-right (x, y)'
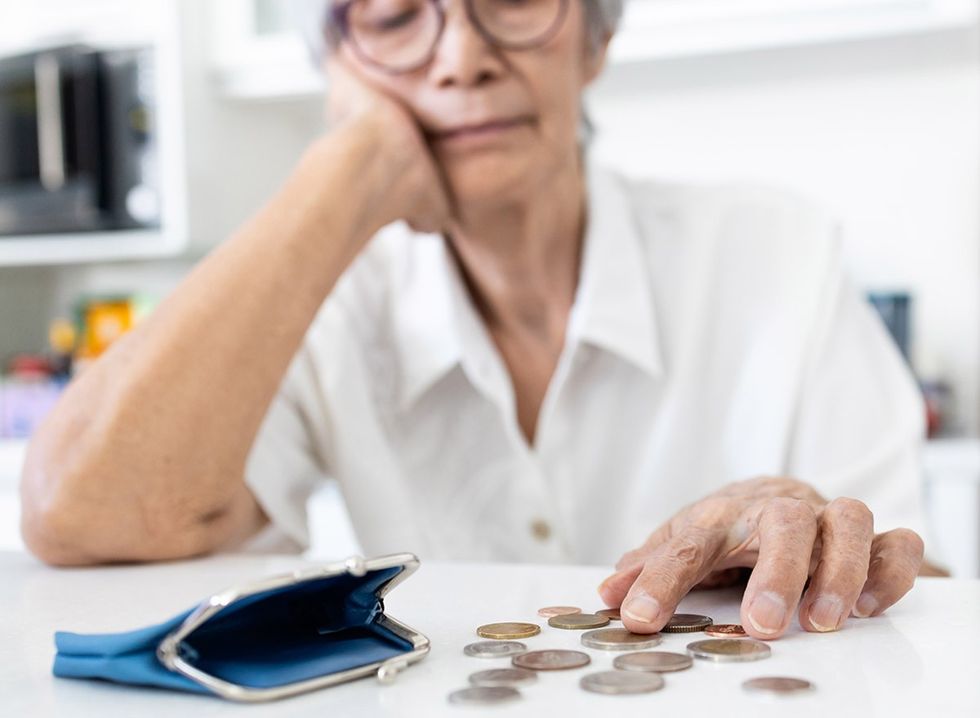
top-left (0, 228), bottom-right (187, 267)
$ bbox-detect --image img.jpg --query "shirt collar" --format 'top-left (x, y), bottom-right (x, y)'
top-left (569, 163), bottom-right (663, 378)
top-left (392, 162), bottom-right (663, 412)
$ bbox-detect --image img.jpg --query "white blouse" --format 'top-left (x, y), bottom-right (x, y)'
top-left (244, 160), bottom-right (928, 565)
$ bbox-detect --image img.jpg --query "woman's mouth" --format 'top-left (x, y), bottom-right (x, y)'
top-left (433, 117), bottom-right (534, 146)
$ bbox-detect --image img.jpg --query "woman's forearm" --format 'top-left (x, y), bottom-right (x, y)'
top-left (20, 118), bottom-right (396, 565)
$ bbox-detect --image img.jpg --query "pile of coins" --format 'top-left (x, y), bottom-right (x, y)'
top-left (447, 605), bottom-right (814, 706)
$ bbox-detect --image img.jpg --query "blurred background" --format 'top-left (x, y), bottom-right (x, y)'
top-left (0, 0), bottom-right (978, 575)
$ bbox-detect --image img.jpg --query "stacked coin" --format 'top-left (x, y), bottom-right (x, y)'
top-left (548, 613), bottom-right (610, 630)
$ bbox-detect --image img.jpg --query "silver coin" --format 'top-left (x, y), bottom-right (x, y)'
top-left (580, 670), bottom-right (665, 695)
top-left (613, 651), bottom-right (694, 673)
top-left (581, 628), bottom-right (662, 651)
top-left (743, 676), bottom-right (815, 695)
top-left (512, 649), bottom-right (592, 671)
top-left (687, 638), bottom-right (772, 663)
top-left (448, 686), bottom-right (521, 705)
top-left (463, 641), bottom-right (528, 658)
top-left (468, 668), bottom-right (538, 688)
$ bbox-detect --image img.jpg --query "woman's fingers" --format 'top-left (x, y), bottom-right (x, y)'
top-left (798, 498), bottom-right (874, 632)
top-left (851, 528), bottom-right (924, 618)
top-left (610, 525), bottom-right (729, 634)
top-left (612, 523), bottom-right (673, 572)
top-left (740, 498), bottom-right (818, 640)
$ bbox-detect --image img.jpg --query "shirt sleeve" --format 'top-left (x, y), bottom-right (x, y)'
top-left (787, 233), bottom-right (933, 553)
top-left (242, 346), bottom-right (332, 551)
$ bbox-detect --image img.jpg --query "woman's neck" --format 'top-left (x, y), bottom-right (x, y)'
top-left (444, 153), bottom-right (587, 335)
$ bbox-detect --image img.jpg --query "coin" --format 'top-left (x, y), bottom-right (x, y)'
top-left (477, 622), bottom-right (541, 640)
top-left (580, 670), bottom-right (665, 695)
top-left (596, 608), bottom-right (621, 621)
top-left (687, 638), bottom-right (772, 663)
top-left (538, 605), bottom-right (582, 618)
top-left (704, 623), bottom-right (747, 638)
top-left (469, 668), bottom-right (538, 688)
top-left (512, 649), bottom-right (592, 671)
top-left (448, 686), bottom-right (521, 705)
top-left (661, 613), bottom-right (713, 633)
top-left (548, 613), bottom-right (610, 630)
top-left (743, 676), bottom-right (815, 695)
top-left (581, 628), bottom-right (662, 651)
top-left (613, 651), bottom-right (693, 673)
top-left (464, 641), bottom-right (528, 658)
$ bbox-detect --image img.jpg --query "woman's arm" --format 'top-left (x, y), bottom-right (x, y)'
top-left (20, 69), bottom-right (450, 566)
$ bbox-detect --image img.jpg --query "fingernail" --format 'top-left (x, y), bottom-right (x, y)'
top-left (747, 591), bottom-right (788, 635)
top-left (622, 593), bottom-right (662, 624)
top-left (808, 595), bottom-right (845, 632)
top-left (853, 592), bottom-right (879, 618)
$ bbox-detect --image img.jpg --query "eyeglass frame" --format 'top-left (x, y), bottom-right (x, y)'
top-left (326, 0), bottom-right (572, 74)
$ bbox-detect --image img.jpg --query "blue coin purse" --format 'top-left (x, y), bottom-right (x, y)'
top-left (53, 553), bottom-right (430, 701)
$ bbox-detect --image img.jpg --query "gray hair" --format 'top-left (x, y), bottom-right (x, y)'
top-left (290, 0), bottom-right (624, 65)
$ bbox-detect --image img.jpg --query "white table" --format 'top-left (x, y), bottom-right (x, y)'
top-left (2, 551), bottom-right (979, 717)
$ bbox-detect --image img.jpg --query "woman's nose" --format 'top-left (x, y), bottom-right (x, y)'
top-left (428, 2), bottom-right (504, 88)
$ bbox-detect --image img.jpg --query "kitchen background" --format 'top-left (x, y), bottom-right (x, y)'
top-left (1, 0), bottom-right (978, 576)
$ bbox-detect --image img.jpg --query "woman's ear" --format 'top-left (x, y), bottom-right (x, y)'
top-left (582, 32), bottom-right (613, 86)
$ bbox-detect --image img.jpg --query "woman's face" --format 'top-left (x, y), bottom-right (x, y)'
top-left (335, 0), bottom-right (607, 206)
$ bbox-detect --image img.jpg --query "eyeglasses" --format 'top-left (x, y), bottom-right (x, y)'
top-left (327, 0), bottom-right (570, 74)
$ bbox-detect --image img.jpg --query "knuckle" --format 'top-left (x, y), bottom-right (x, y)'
top-left (764, 497), bottom-right (816, 529)
top-left (666, 533), bottom-right (708, 571)
top-left (826, 497), bottom-right (874, 529)
top-left (638, 560), bottom-right (684, 596)
top-left (891, 528), bottom-right (926, 558)
top-left (688, 496), bottom-right (733, 525)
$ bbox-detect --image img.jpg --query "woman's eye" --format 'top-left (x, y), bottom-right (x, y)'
top-left (375, 9), bottom-right (418, 31)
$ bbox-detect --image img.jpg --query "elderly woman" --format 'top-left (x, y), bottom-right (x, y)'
top-left (21, 0), bottom-right (942, 640)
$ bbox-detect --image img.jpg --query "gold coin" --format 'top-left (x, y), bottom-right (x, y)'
top-left (596, 608), bottom-right (621, 621)
top-left (548, 613), bottom-right (610, 630)
top-left (477, 622), bottom-right (541, 640)
top-left (537, 606), bottom-right (583, 618)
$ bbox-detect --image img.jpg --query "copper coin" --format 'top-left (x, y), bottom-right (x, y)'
top-left (704, 623), bottom-right (747, 638)
top-left (596, 608), bottom-right (621, 621)
top-left (687, 638), bottom-right (771, 663)
top-left (464, 641), bottom-right (528, 658)
top-left (468, 668), bottom-right (538, 688)
top-left (613, 651), bottom-right (693, 673)
top-left (661, 613), bottom-right (713, 633)
top-left (512, 649), bottom-right (591, 671)
top-left (538, 605), bottom-right (583, 618)
top-left (743, 676), bottom-right (815, 695)
top-left (477, 622), bottom-right (541, 640)
top-left (448, 686), bottom-right (521, 705)
top-left (580, 670), bottom-right (665, 695)
top-left (548, 613), bottom-right (610, 630)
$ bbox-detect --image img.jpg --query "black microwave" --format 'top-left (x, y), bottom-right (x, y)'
top-left (0, 45), bottom-right (160, 237)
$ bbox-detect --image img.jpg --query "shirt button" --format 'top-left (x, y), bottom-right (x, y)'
top-left (530, 519), bottom-right (552, 542)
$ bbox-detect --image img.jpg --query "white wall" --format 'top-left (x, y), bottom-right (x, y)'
top-left (588, 25), bottom-right (980, 433)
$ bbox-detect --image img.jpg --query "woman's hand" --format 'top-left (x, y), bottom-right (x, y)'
top-left (598, 477), bottom-right (925, 639)
top-left (325, 58), bottom-right (451, 234)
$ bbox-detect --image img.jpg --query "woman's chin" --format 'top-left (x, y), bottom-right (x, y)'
top-left (441, 155), bottom-right (537, 208)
